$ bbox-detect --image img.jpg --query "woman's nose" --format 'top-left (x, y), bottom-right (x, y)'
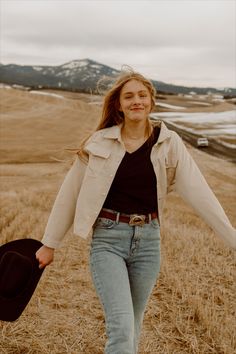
top-left (133, 94), bottom-right (141, 104)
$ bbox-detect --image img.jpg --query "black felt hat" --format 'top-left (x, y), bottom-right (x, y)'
top-left (0, 238), bottom-right (44, 322)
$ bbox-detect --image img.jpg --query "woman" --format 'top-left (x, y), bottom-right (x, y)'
top-left (36, 70), bottom-right (236, 354)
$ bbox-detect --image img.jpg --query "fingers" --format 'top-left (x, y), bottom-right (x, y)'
top-left (37, 258), bottom-right (51, 269)
top-left (35, 250), bottom-right (42, 269)
top-left (35, 251), bottom-right (52, 269)
top-left (36, 255), bottom-right (52, 269)
top-left (38, 262), bottom-right (45, 269)
top-left (35, 245), bottom-right (54, 269)
top-left (36, 254), bottom-right (47, 269)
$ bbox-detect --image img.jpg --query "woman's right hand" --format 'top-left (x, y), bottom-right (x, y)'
top-left (35, 245), bottom-right (55, 269)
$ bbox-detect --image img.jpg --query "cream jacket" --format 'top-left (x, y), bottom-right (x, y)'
top-left (42, 121), bottom-right (236, 250)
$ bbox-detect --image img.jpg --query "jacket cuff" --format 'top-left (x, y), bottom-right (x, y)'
top-left (41, 235), bottom-right (61, 249)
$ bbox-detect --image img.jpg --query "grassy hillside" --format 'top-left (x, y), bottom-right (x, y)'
top-left (0, 89), bottom-right (100, 163)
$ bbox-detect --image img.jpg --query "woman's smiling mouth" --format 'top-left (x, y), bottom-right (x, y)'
top-left (131, 107), bottom-right (144, 111)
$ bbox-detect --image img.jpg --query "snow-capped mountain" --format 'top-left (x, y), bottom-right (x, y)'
top-left (0, 58), bottom-right (235, 96)
top-left (0, 59), bottom-right (120, 92)
top-left (33, 59), bottom-right (119, 83)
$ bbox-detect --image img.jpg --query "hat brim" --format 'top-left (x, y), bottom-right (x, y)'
top-left (0, 238), bottom-right (44, 322)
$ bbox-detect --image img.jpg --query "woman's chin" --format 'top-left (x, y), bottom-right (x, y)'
top-left (129, 116), bottom-right (148, 123)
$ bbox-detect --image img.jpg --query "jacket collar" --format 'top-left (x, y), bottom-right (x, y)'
top-left (102, 120), bottom-right (171, 145)
top-left (103, 124), bottom-right (122, 142)
top-left (153, 120), bottom-right (172, 144)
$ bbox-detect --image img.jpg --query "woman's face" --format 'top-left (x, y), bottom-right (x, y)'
top-left (119, 79), bottom-right (152, 124)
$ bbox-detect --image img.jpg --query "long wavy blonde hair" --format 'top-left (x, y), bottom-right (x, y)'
top-left (77, 69), bottom-right (156, 159)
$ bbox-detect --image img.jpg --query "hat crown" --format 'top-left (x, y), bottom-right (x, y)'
top-left (0, 251), bottom-right (32, 298)
top-left (0, 238), bottom-right (44, 322)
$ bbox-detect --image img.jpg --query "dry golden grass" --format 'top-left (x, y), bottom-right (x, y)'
top-left (0, 88), bottom-right (100, 163)
top-left (0, 88), bottom-right (236, 353)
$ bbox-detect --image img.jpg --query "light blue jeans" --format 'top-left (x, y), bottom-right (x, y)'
top-left (89, 212), bottom-right (161, 354)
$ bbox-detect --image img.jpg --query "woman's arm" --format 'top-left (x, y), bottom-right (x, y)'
top-left (41, 155), bottom-right (87, 249)
top-left (173, 133), bottom-right (236, 249)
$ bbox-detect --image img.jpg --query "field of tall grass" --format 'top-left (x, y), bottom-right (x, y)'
top-left (0, 88), bottom-right (235, 353)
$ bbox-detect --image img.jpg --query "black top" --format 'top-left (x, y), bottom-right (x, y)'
top-left (103, 126), bottom-right (160, 214)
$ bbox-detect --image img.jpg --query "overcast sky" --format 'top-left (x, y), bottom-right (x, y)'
top-left (1, 0), bottom-right (235, 88)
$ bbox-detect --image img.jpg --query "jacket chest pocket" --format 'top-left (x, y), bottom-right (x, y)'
top-left (86, 143), bottom-right (111, 176)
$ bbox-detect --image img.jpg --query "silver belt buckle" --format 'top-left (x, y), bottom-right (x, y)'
top-left (129, 214), bottom-right (146, 226)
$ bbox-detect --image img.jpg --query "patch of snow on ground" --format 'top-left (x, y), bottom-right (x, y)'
top-left (151, 110), bottom-right (236, 124)
top-left (150, 110), bottom-right (236, 146)
top-left (155, 102), bottom-right (186, 110)
top-left (30, 91), bottom-right (64, 99)
top-left (213, 94), bottom-right (224, 99)
top-left (183, 95), bottom-right (193, 98)
top-left (211, 98), bottom-right (225, 102)
top-left (193, 128), bottom-right (235, 136)
top-left (220, 140), bottom-right (236, 148)
top-left (12, 84), bottom-right (29, 90)
top-left (0, 83), bottom-right (12, 89)
top-left (189, 101), bottom-right (212, 106)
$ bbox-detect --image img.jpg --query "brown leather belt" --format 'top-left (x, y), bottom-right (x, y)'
top-left (98, 209), bottom-right (158, 226)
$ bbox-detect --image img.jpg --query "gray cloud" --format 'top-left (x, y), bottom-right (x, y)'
top-left (1, 0), bottom-right (235, 87)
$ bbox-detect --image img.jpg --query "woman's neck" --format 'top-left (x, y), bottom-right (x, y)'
top-left (121, 121), bottom-right (149, 140)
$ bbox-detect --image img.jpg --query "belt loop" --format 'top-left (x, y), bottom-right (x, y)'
top-left (116, 212), bottom-right (120, 224)
top-left (148, 213), bottom-right (151, 223)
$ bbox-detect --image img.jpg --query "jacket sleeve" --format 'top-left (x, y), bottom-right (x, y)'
top-left (173, 133), bottom-right (236, 249)
top-left (41, 156), bottom-right (87, 249)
